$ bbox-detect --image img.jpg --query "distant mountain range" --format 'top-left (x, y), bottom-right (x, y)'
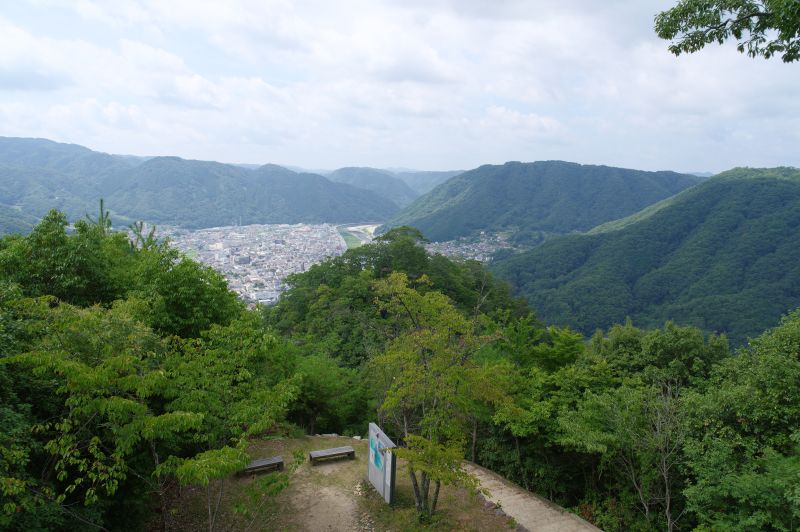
top-left (491, 167), bottom-right (800, 344)
top-left (0, 137), bottom-right (403, 229)
top-left (381, 161), bottom-right (702, 243)
top-left (393, 170), bottom-right (463, 194)
top-left (328, 167), bottom-right (420, 207)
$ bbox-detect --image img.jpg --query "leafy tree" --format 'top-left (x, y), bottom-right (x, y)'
top-left (2, 300), bottom-right (204, 530)
top-left (369, 273), bottom-right (506, 519)
top-left (0, 210), bottom-right (118, 306)
top-left (682, 310), bottom-right (800, 529)
top-left (560, 383), bottom-right (687, 532)
top-left (267, 228), bottom-right (526, 368)
top-left (656, 0), bottom-right (800, 62)
top-left (144, 258), bottom-right (243, 338)
top-left (163, 313), bottom-right (299, 531)
top-left (289, 353), bottom-right (371, 435)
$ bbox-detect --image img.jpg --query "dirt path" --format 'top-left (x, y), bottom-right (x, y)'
top-left (463, 463), bottom-right (601, 532)
top-left (279, 442), bottom-right (367, 531)
top-left (286, 480), bottom-right (360, 531)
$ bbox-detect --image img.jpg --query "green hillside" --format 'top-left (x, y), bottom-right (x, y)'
top-left (382, 161), bottom-right (701, 242)
top-left (492, 167), bottom-right (800, 344)
top-left (105, 160), bottom-right (399, 228)
top-left (0, 163), bottom-right (100, 220)
top-left (0, 204), bottom-right (37, 235)
top-left (0, 136), bottom-right (135, 180)
top-left (0, 138), bottom-right (400, 228)
top-left (329, 167), bottom-right (419, 207)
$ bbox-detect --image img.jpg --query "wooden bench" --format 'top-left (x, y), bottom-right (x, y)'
top-left (240, 456), bottom-right (284, 476)
top-left (309, 446), bottom-right (355, 465)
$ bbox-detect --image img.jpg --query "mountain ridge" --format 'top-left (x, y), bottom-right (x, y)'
top-left (491, 167), bottom-right (800, 344)
top-left (0, 137), bottom-right (399, 228)
top-left (381, 160), bottom-right (703, 243)
top-left (329, 166), bottom-right (419, 208)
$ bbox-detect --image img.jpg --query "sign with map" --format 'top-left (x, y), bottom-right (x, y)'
top-left (367, 422), bottom-right (397, 504)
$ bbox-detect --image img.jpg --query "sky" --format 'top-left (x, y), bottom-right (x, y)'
top-left (0, 0), bottom-right (797, 173)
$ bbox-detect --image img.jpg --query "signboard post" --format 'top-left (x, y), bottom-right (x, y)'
top-left (367, 422), bottom-right (397, 505)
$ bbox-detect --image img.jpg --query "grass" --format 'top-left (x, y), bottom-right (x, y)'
top-left (160, 435), bottom-right (516, 531)
top-left (337, 227), bottom-right (364, 249)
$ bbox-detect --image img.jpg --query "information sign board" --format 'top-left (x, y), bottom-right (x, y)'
top-left (367, 422), bottom-right (396, 504)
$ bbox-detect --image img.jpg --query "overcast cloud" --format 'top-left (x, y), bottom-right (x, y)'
top-left (0, 0), bottom-right (797, 172)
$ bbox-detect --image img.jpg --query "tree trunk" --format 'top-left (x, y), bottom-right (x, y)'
top-left (662, 456), bottom-right (674, 532)
top-left (408, 467), bottom-right (423, 512)
top-left (420, 471), bottom-right (430, 516)
top-left (206, 486), bottom-right (214, 532)
top-left (430, 480), bottom-right (441, 515)
top-left (149, 441), bottom-right (167, 532)
top-left (515, 436), bottom-right (529, 490)
top-left (471, 418), bottom-right (478, 462)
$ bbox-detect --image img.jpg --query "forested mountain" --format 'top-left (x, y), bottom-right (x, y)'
top-left (0, 204), bottom-right (37, 235)
top-left (492, 167), bottom-right (800, 344)
top-left (382, 161), bottom-right (702, 242)
top-left (0, 136), bottom-right (134, 179)
top-left (0, 163), bottom-right (94, 220)
top-left (329, 167), bottom-right (419, 207)
top-left (393, 169), bottom-right (463, 194)
top-left (104, 159), bottom-right (397, 227)
top-left (0, 137), bottom-right (400, 228)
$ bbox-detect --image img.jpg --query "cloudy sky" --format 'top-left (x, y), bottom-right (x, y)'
top-left (0, 0), bottom-right (797, 172)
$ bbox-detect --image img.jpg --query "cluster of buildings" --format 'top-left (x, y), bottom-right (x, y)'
top-left (425, 232), bottom-right (514, 263)
top-left (158, 223), bottom-right (514, 306)
top-left (163, 223), bottom-right (349, 305)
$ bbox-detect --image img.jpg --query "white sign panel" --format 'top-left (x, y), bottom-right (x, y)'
top-left (367, 422), bottom-right (396, 504)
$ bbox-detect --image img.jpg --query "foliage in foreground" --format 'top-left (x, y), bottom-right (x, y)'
top-left (656, 0), bottom-right (800, 62)
top-left (0, 209), bottom-right (299, 531)
top-left (3, 209), bottom-right (800, 531)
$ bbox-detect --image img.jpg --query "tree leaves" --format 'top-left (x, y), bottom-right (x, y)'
top-left (656, 0), bottom-right (800, 62)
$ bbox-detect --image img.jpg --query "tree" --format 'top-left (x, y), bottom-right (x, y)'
top-left (682, 310), bottom-right (800, 529)
top-left (655, 0), bottom-right (800, 62)
top-left (369, 273), bottom-right (507, 520)
top-left (85, 198), bottom-right (111, 235)
top-left (560, 383), bottom-right (688, 532)
top-left (2, 300), bottom-right (205, 530)
top-left (163, 313), bottom-right (299, 531)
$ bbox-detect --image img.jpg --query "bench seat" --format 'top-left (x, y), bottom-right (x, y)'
top-left (309, 445), bottom-right (355, 464)
top-left (241, 456), bottom-right (284, 475)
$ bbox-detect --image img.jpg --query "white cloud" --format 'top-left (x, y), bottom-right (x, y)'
top-left (0, 1), bottom-right (797, 172)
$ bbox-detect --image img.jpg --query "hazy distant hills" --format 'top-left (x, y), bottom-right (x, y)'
top-left (329, 167), bottom-right (419, 207)
top-left (381, 161), bottom-right (702, 243)
top-left (106, 160), bottom-right (399, 227)
top-left (393, 170), bottom-right (463, 194)
top-left (327, 167), bottom-right (464, 200)
top-left (492, 167), bottom-right (800, 344)
top-left (0, 137), bottom-right (399, 229)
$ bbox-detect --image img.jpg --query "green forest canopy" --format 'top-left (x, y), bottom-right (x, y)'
top-left (2, 211), bottom-right (799, 530)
